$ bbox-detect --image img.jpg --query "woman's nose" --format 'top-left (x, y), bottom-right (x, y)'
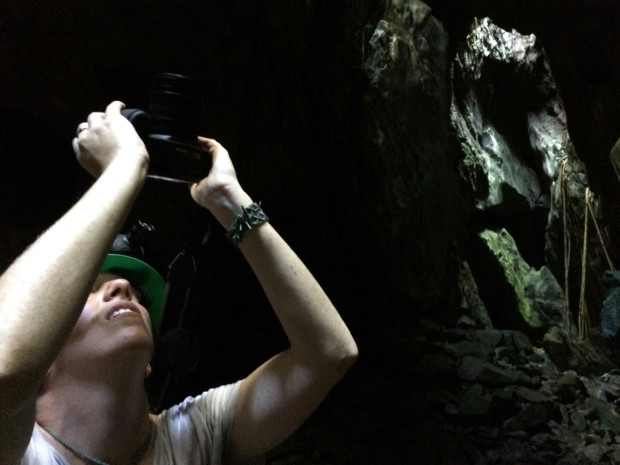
top-left (101, 278), bottom-right (134, 301)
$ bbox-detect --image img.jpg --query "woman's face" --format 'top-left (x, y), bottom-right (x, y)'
top-left (49, 273), bottom-right (154, 379)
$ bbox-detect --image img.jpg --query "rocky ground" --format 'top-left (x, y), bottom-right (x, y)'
top-left (266, 317), bottom-right (620, 464)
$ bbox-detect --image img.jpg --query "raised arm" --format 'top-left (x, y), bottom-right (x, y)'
top-left (0, 102), bottom-right (148, 464)
top-left (190, 138), bottom-right (358, 464)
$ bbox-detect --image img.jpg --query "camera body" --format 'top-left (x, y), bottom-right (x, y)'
top-left (122, 73), bottom-right (210, 183)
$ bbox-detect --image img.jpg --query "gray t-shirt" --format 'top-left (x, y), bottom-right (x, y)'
top-left (22, 381), bottom-right (245, 465)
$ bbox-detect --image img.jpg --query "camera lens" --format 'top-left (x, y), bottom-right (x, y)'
top-left (123, 73), bottom-right (211, 184)
top-left (149, 73), bottom-right (202, 140)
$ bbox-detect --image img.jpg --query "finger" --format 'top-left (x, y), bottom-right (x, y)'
top-left (197, 136), bottom-right (216, 150)
top-left (199, 137), bottom-right (235, 174)
top-left (87, 112), bottom-right (105, 126)
top-left (189, 181), bottom-right (204, 204)
top-left (197, 137), bottom-right (227, 159)
top-left (106, 100), bottom-right (126, 116)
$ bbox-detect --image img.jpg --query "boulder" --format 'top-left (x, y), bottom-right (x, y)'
top-left (469, 228), bottom-right (564, 335)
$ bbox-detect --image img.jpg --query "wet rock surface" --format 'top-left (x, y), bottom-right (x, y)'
top-left (423, 320), bottom-right (620, 464)
top-left (268, 318), bottom-right (620, 464)
top-left (406, 320), bottom-right (620, 464)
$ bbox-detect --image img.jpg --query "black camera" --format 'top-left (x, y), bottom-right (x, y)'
top-left (122, 73), bottom-right (210, 184)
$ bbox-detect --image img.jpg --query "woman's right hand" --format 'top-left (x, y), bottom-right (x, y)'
top-left (72, 101), bottom-right (149, 179)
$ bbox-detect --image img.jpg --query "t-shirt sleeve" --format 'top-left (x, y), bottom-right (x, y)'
top-left (155, 380), bottom-right (243, 465)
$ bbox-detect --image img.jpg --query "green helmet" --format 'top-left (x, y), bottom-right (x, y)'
top-left (100, 253), bottom-right (166, 336)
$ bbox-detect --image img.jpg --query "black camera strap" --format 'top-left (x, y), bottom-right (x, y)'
top-left (151, 219), bottom-right (212, 411)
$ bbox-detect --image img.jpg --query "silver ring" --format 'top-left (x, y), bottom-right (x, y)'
top-left (76, 122), bottom-right (89, 136)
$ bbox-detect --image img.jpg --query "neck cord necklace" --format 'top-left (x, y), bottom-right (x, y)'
top-left (40, 420), bottom-right (153, 465)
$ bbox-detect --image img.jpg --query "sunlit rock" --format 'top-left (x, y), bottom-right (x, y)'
top-left (470, 228), bottom-right (564, 334)
top-left (362, 0), bottom-right (464, 311)
top-left (451, 17), bottom-right (569, 216)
